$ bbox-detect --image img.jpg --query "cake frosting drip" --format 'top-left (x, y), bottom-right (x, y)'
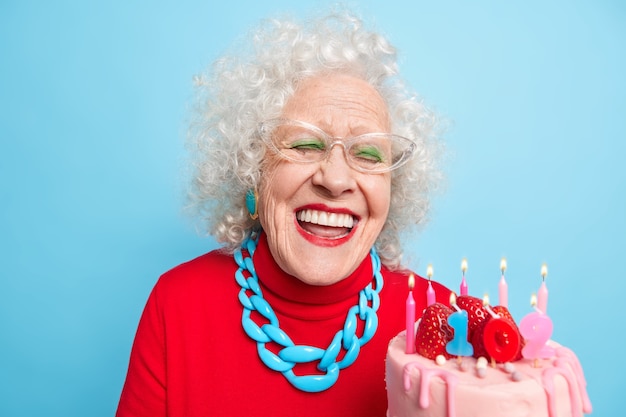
top-left (403, 363), bottom-right (457, 417)
top-left (542, 348), bottom-right (592, 417)
top-left (386, 332), bottom-right (592, 417)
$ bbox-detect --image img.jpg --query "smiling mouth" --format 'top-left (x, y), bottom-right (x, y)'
top-left (296, 209), bottom-right (356, 239)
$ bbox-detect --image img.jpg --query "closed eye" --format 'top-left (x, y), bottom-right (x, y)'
top-left (288, 138), bottom-right (326, 151)
top-left (352, 145), bottom-right (385, 163)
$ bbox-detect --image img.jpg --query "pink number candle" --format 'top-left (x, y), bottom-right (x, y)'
top-left (406, 274), bottom-right (416, 354)
top-left (426, 264), bottom-right (435, 306)
top-left (520, 294), bottom-right (555, 366)
top-left (446, 293), bottom-right (474, 358)
top-left (537, 263), bottom-right (549, 313)
top-left (498, 257), bottom-right (508, 308)
top-left (460, 258), bottom-right (468, 296)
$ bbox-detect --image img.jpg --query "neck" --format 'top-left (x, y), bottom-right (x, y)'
top-left (253, 232), bottom-right (375, 313)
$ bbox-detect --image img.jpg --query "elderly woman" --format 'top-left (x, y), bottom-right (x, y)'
top-left (116, 9), bottom-right (451, 417)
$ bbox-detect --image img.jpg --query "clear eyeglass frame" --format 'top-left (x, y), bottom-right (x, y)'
top-left (258, 118), bottom-right (417, 174)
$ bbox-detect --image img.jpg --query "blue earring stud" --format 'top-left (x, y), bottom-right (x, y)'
top-left (245, 189), bottom-right (258, 220)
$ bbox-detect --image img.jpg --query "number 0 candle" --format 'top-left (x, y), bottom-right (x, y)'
top-left (482, 294), bottom-right (521, 363)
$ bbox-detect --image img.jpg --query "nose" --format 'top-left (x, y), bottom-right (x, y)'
top-left (311, 144), bottom-right (357, 197)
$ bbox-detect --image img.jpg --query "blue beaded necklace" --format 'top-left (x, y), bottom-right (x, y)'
top-left (234, 233), bottom-right (384, 392)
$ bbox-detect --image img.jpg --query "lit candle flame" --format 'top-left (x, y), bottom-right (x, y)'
top-left (541, 263), bottom-right (548, 281)
top-left (449, 291), bottom-right (457, 306)
top-left (530, 293), bottom-right (537, 307)
top-left (408, 273), bottom-right (415, 290)
top-left (500, 257), bottom-right (507, 274)
top-left (427, 264), bottom-right (433, 280)
top-left (483, 293), bottom-right (500, 318)
top-left (461, 258), bottom-right (468, 274)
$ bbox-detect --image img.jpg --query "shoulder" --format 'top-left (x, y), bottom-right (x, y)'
top-left (380, 267), bottom-right (410, 295)
top-left (163, 248), bottom-right (236, 278)
top-left (151, 248), bottom-right (238, 302)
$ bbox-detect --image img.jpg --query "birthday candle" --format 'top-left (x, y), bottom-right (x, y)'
top-left (446, 292), bottom-right (474, 358)
top-left (537, 263), bottom-right (548, 313)
top-left (482, 294), bottom-right (499, 319)
top-left (460, 258), bottom-right (468, 296)
top-left (499, 257), bottom-right (508, 308)
top-left (406, 274), bottom-right (416, 354)
top-left (520, 294), bottom-right (555, 365)
top-left (426, 264), bottom-right (435, 306)
top-left (481, 294), bottom-right (521, 363)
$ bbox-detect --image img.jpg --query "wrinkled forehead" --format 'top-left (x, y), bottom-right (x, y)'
top-left (280, 73), bottom-right (390, 136)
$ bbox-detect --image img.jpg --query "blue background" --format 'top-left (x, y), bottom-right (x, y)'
top-left (1, 1), bottom-right (623, 416)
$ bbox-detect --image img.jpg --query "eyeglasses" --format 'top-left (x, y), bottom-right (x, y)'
top-left (258, 118), bottom-right (417, 173)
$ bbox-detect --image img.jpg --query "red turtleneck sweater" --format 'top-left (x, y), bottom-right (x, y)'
top-left (116, 234), bottom-right (450, 417)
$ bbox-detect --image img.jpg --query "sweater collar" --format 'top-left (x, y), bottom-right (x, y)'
top-left (252, 232), bottom-right (374, 319)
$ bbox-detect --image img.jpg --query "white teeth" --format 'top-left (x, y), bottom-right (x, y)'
top-left (297, 209), bottom-right (355, 228)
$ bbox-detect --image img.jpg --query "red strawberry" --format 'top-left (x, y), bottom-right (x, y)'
top-left (471, 320), bottom-right (489, 359)
top-left (415, 302), bottom-right (454, 360)
top-left (492, 305), bottom-right (515, 323)
top-left (455, 295), bottom-right (488, 341)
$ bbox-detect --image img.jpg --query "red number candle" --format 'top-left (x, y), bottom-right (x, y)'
top-left (482, 294), bottom-right (521, 363)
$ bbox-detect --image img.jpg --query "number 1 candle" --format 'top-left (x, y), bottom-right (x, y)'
top-left (406, 274), bottom-right (416, 354)
top-left (446, 292), bottom-right (474, 359)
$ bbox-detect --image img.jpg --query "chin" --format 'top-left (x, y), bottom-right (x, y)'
top-left (289, 241), bottom-right (366, 285)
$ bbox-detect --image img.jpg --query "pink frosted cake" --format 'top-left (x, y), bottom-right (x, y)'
top-left (385, 295), bottom-right (592, 417)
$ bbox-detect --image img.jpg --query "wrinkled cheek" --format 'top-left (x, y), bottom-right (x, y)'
top-left (257, 163), bottom-right (290, 242)
top-left (257, 176), bottom-right (296, 275)
top-left (258, 183), bottom-right (278, 236)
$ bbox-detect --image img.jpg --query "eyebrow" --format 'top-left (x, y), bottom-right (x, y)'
top-left (312, 121), bottom-right (390, 137)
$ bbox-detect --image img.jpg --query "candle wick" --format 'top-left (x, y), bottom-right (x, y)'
top-left (484, 303), bottom-right (500, 319)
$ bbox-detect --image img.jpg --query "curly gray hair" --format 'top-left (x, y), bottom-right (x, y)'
top-left (187, 9), bottom-right (443, 269)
